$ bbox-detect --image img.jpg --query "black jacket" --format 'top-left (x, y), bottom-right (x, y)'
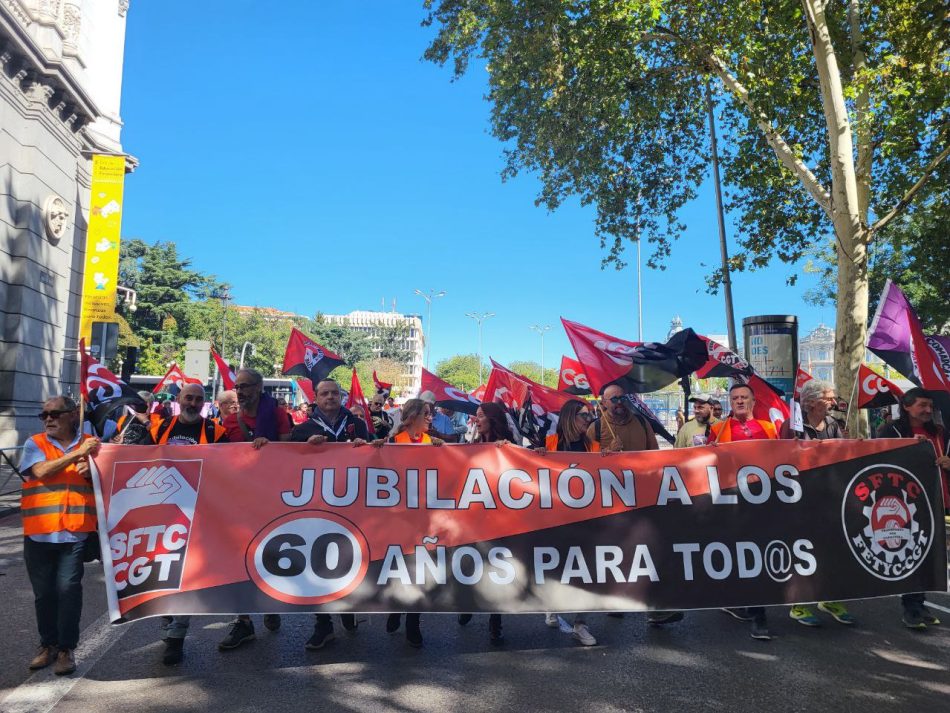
top-left (291, 408), bottom-right (369, 443)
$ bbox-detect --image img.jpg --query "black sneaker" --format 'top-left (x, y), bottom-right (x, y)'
top-left (721, 607), bottom-right (754, 622)
top-left (262, 614), bottom-right (281, 632)
top-left (406, 618), bottom-right (423, 648)
top-left (750, 620), bottom-right (772, 641)
top-left (341, 614), bottom-right (358, 632)
top-left (218, 619), bottom-right (255, 650)
top-left (386, 614), bottom-right (402, 633)
top-left (305, 624), bottom-right (335, 650)
top-left (902, 609), bottom-right (927, 630)
top-left (647, 611), bottom-right (684, 627)
top-left (457, 613), bottom-right (473, 626)
top-left (162, 638), bottom-right (184, 666)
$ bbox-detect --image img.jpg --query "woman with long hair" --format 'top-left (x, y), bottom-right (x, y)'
top-left (535, 399), bottom-right (598, 645)
top-left (458, 401), bottom-right (514, 644)
top-left (375, 398), bottom-right (442, 647)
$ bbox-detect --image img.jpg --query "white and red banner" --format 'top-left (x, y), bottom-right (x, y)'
top-left (89, 439), bottom-right (947, 622)
top-left (793, 367), bottom-right (814, 401)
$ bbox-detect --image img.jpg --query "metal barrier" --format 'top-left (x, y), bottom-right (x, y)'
top-left (0, 446), bottom-right (25, 497)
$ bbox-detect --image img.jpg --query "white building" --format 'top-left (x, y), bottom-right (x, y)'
top-left (799, 324), bottom-right (836, 383)
top-left (1, 1), bottom-right (133, 446)
top-left (321, 310), bottom-right (425, 396)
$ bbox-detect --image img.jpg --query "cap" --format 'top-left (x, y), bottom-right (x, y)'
top-left (419, 390), bottom-right (436, 405)
top-left (688, 393), bottom-right (713, 404)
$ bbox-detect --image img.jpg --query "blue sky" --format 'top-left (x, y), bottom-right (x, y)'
top-left (119, 2), bottom-right (830, 371)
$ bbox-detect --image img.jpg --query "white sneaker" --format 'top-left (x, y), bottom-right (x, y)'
top-left (572, 623), bottom-right (597, 646)
top-left (544, 613), bottom-right (559, 628)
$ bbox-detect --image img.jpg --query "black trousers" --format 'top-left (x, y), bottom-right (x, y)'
top-left (23, 537), bottom-right (86, 650)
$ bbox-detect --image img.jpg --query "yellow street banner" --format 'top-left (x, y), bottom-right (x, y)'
top-left (79, 155), bottom-right (126, 343)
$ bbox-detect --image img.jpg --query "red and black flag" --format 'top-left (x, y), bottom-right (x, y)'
top-left (856, 364), bottom-right (904, 409)
top-left (210, 347), bottom-right (237, 390)
top-left (79, 338), bottom-right (147, 436)
top-left (420, 368), bottom-right (481, 415)
top-left (557, 355), bottom-right (591, 395)
top-left (346, 368), bottom-right (375, 435)
top-left (694, 335), bottom-right (754, 380)
top-left (484, 360), bottom-right (577, 444)
top-left (372, 371), bottom-right (393, 400)
top-left (152, 363), bottom-right (202, 395)
top-left (562, 318), bottom-right (708, 394)
top-left (281, 327), bottom-right (344, 387)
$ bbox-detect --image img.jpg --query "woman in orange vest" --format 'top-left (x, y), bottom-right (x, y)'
top-left (377, 398), bottom-right (443, 646)
top-left (19, 396), bottom-right (101, 676)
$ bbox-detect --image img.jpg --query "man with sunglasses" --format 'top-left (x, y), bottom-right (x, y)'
top-left (19, 397), bottom-right (101, 676)
top-left (588, 383), bottom-right (659, 453)
top-left (368, 394), bottom-right (393, 439)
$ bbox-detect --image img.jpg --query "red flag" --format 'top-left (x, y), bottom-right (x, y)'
top-left (793, 367), bottom-right (814, 401)
top-left (557, 355), bottom-right (591, 395)
top-left (471, 384), bottom-right (487, 401)
top-left (736, 373), bottom-right (790, 430)
top-left (372, 371), bottom-right (393, 399)
top-left (694, 335), bottom-right (754, 380)
top-left (282, 327), bottom-right (344, 387)
top-left (420, 368), bottom-right (481, 415)
top-left (153, 363), bottom-right (201, 394)
top-left (296, 378), bottom-right (315, 403)
top-left (484, 360), bottom-right (575, 415)
top-left (857, 364), bottom-right (904, 409)
top-left (210, 347), bottom-right (237, 390)
top-left (345, 368), bottom-right (374, 435)
top-left (561, 318), bottom-right (707, 394)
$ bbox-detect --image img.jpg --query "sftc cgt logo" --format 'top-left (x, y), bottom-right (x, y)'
top-left (842, 464), bottom-right (934, 581)
top-left (246, 511), bottom-right (369, 605)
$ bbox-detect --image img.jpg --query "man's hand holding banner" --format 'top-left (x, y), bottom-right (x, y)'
top-left (90, 439), bottom-right (947, 623)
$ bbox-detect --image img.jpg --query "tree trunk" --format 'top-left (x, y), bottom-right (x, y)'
top-left (803, 0), bottom-right (869, 436)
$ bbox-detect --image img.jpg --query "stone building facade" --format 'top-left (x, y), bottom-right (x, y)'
top-left (322, 310), bottom-right (425, 397)
top-left (1, 1), bottom-right (132, 447)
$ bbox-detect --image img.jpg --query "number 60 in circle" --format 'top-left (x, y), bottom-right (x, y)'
top-left (245, 511), bottom-right (370, 605)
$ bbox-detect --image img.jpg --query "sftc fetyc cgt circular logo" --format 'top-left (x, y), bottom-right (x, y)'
top-left (842, 464), bottom-right (934, 581)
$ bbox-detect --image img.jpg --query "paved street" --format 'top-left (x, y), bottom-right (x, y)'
top-left (1, 503), bottom-right (948, 713)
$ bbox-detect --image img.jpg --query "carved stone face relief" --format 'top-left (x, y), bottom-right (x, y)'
top-left (43, 195), bottom-right (70, 242)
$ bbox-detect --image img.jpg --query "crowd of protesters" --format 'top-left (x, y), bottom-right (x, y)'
top-left (19, 370), bottom-right (948, 672)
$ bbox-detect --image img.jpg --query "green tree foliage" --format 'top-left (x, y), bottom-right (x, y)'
top-left (434, 354), bottom-right (485, 391)
top-left (507, 360), bottom-right (559, 388)
top-left (422, 0), bottom-right (949, 431)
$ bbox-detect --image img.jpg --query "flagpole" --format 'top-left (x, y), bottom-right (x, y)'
top-left (843, 366), bottom-right (860, 437)
top-left (77, 339), bottom-right (86, 433)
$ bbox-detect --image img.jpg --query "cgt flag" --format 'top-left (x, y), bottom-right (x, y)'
top-left (152, 363), bottom-right (201, 395)
top-left (857, 364), bottom-right (904, 409)
top-left (210, 347), bottom-right (237, 390)
top-left (562, 318), bottom-right (708, 394)
top-left (484, 360), bottom-right (576, 431)
top-left (420, 368), bottom-right (482, 415)
top-left (89, 439), bottom-right (947, 622)
top-left (346, 368), bottom-right (374, 435)
top-left (557, 355), bottom-right (591, 395)
top-left (372, 371), bottom-right (393, 400)
top-left (80, 338), bottom-right (146, 436)
top-left (282, 327), bottom-right (344, 387)
top-left (793, 367), bottom-right (814, 401)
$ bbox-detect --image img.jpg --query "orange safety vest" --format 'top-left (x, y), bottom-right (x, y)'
top-left (21, 433), bottom-right (97, 536)
top-left (392, 431), bottom-right (432, 444)
top-left (545, 433), bottom-right (593, 452)
top-left (709, 417), bottom-right (778, 443)
top-left (149, 416), bottom-right (226, 444)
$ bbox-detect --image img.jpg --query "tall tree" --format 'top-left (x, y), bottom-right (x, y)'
top-left (434, 354), bottom-right (485, 392)
top-left (423, 1), bottom-right (949, 432)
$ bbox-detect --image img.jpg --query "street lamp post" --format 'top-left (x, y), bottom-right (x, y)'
top-left (529, 324), bottom-right (551, 386)
top-left (465, 311), bottom-right (495, 384)
top-left (219, 286), bottom-right (232, 359)
top-left (414, 289), bottom-right (446, 369)
top-left (239, 341), bottom-right (256, 370)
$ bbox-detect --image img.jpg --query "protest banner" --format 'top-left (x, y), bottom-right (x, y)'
top-left (90, 439), bottom-right (947, 623)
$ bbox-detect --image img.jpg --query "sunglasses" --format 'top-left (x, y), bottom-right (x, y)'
top-left (577, 412), bottom-right (593, 421)
top-left (607, 396), bottom-right (626, 404)
top-left (38, 409), bottom-right (75, 421)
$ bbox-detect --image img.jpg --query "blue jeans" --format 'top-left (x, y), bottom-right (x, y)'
top-left (23, 538), bottom-right (86, 650)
